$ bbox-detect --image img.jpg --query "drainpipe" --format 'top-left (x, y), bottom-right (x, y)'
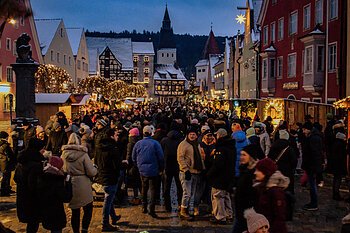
top-left (325, 0), bottom-right (329, 103)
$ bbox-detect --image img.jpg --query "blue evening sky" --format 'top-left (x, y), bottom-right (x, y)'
top-left (31, 0), bottom-right (246, 36)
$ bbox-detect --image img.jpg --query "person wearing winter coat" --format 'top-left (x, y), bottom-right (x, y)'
top-left (207, 129), bottom-right (235, 224)
top-left (254, 158), bottom-right (289, 233)
top-left (329, 132), bottom-right (347, 201)
top-left (56, 111), bottom-right (69, 130)
top-left (243, 208), bottom-right (270, 233)
top-left (255, 123), bottom-right (271, 157)
top-left (0, 132), bottom-right (16, 196)
top-left (161, 126), bottom-right (184, 212)
top-left (126, 127), bottom-right (142, 205)
top-left (246, 127), bottom-right (265, 160)
top-left (61, 133), bottom-right (98, 233)
top-left (79, 124), bottom-right (93, 158)
top-left (177, 127), bottom-right (204, 220)
top-left (36, 126), bottom-right (48, 150)
top-left (268, 130), bottom-right (297, 220)
top-left (38, 156), bottom-right (69, 233)
top-left (22, 120), bottom-right (36, 150)
top-left (15, 138), bottom-right (46, 233)
top-left (301, 122), bottom-right (324, 211)
top-left (45, 122), bottom-right (68, 157)
top-left (132, 125), bottom-right (164, 218)
top-left (231, 122), bottom-right (249, 176)
top-left (45, 115), bottom-right (58, 136)
top-left (95, 128), bottom-right (122, 232)
top-left (232, 144), bottom-right (258, 233)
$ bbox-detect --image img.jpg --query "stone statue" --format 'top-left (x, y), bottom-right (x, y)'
top-left (16, 33), bottom-right (34, 63)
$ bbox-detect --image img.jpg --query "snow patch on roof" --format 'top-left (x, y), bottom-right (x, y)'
top-left (154, 64), bottom-right (187, 81)
top-left (195, 59), bottom-right (209, 67)
top-left (66, 28), bottom-right (83, 55)
top-left (86, 37), bottom-right (133, 73)
top-left (35, 93), bottom-right (71, 104)
top-left (225, 38), bottom-right (231, 68)
top-left (209, 55), bottom-right (221, 82)
top-left (132, 42), bottom-right (155, 54)
top-left (35, 19), bottom-right (61, 55)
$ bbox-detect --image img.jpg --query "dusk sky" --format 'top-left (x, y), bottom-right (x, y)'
top-left (31, 0), bottom-right (246, 36)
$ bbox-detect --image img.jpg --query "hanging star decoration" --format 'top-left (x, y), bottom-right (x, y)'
top-left (235, 14), bottom-right (246, 24)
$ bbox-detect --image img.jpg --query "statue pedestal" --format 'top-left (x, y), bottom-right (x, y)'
top-left (11, 62), bottom-right (39, 118)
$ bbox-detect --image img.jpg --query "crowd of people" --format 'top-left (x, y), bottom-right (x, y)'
top-left (0, 102), bottom-right (349, 233)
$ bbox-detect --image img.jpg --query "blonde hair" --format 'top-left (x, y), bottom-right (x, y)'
top-left (68, 133), bottom-right (81, 145)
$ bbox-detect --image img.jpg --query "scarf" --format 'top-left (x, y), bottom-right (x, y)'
top-left (186, 137), bottom-right (203, 171)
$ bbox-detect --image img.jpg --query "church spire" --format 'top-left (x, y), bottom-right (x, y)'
top-left (159, 5), bottom-right (176, 49)
top-left (202, 28), bottom-right (221, 59)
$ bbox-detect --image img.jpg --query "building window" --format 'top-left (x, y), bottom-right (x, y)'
top-left (77, 60), bottom-right (81, 70)
top-left (144, 56), bottom-right (149, 62)
top-left (270, 58), bottom-right (276, 78)
top-left (202, 69), bottom-right (205, 72)
top-left (4, 94), bottom-right (14, 112)
top-left (134, 67), bottom-right (139, 73)
top-left (6, 38), bottom-right (11, 51)
top-left (277, 57), bottom-right (283, 78)
top-left (144, 68), bottom-right (149, 74)
top-left (57, 52), bottom-right (60, 63)
top-left (303, 5), bottom-right (311, 30)
top-left (263, 25), bottom-right (268, 45)
top-left (167, 53), bottom-right (169, 57)
top-left (262, 59), bottom-right (268, 80)
top-left (172, 53), bottom-right (174, 57)
top-left (133, 56), bottom-right (139, 62)
top-left (278, 18), bottom-right (284, 40)
top-left (288, 54), bottom-right (296, 77)
top-left (13, 40), bottom-right (17, 56)
top-left (317, 45), bottom-right (324, 72)
top-left (50, 50), bottom-right (54, 61)
top-left (198, 69), bottom-right (201, 73)
top-left (20, 16), bottom-right (24, 26)
top-left (304, 46), bottom-right (313, 73)
top-left (63, 55), bottom-right (66, 65)
top-left (162, 53), bottom-right (164, 57)
top-left (328, 43), bottom-right (337, 71)
top-left (329, 0), bottom-right (338, 20)
top-left (289, 11), bottom-right (298, 35)
top-left (6, 67), bottom-right (13, 82)
top-left (69, 56), bottom-right (72, 66)
top-left (60, 28), bottom-right (63, 37)
top-left (271, 22), bottom-right (276, 42)
top-left (315, 0), bottom-right (323, 25)
top-left (14, 18), bottom-right (19, 29)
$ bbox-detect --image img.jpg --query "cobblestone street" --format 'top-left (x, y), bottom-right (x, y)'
top-left (0, 174), bottom-right (348, 233)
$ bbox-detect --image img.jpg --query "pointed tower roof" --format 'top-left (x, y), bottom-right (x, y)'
top-left (158, 5), bottom-right (176, 49)
top-left (202, 29), bottom-right (221, 59)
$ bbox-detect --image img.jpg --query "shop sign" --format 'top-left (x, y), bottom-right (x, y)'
top-left (283, 82), bottom-right (298, 90)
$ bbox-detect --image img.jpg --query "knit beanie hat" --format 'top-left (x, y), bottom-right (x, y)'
top-left (129, 127), bottom-right (140, 137)
top-left (242, 144), bottom-right (258, 160)
top-left (49, 156), bottom-right (64, 170)
top-left (302, 121), bottom-right (313, 130)
top-left (279, 130), bottom-right (290, 140)
top-left (244, 208), bottom-right (270, 233)
top-left (187, 127), bottom-right (198, 135)
top-left (255, 158), bottom-right (277, 178)
top-left (97, 119), bottom-right (107, 127)
top-left (143, 125), bottom-right (154, 135)
top-left (246, 127), bottom-right (256, 138)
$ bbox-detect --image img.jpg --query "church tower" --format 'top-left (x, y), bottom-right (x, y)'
top-left (157, 5), bottom-right (177, 65)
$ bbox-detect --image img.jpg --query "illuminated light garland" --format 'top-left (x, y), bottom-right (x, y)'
top-left (263, 99), bottom-right (285, 121)
top-left (35, 64), bottom-right (72, 93)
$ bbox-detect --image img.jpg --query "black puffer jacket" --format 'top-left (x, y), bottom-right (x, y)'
top-left (95, 138), bottom-right (122, 186)
top-left (268, 139), bottom-right (297, 193)
top-left (329, 137), bottom-right (347, 176)
top-left (15, 147), bottom-right (45, 223)
top-left (161, 130), bottom-right (183, 174)
top-left (207, 136), bottom-right (236, 191)
top-left (301, 128), bottom-right (324, 174)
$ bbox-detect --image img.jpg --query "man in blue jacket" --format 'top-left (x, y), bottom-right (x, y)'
top-left (132, 125), bottom-right (164, 218)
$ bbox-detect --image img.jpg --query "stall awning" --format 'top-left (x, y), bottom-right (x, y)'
top-left (72, 95), bottom-right (91, 106)
top-left (124, 99), bottom-right (136, 105)
top-left (35, 93), bottom-right (71, 104)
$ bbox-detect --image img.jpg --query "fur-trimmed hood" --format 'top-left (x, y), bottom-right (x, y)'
top-left (61, 144), bottom-right (88, 162)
